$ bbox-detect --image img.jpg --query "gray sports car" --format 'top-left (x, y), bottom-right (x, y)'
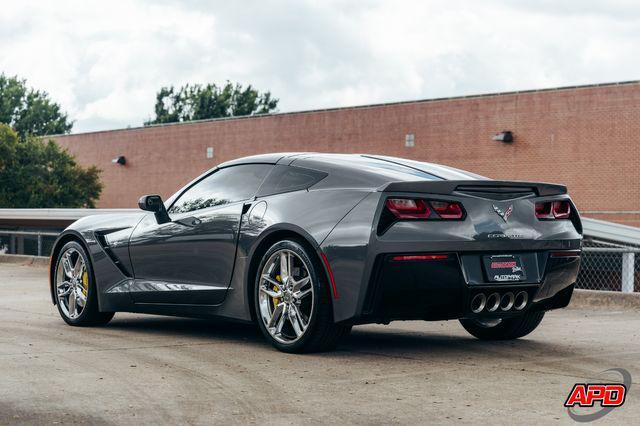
top-left (49, 153), bottom-right (582, 352)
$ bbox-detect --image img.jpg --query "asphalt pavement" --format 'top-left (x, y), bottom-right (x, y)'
top-left (0, 262), bottom-right (638, 425)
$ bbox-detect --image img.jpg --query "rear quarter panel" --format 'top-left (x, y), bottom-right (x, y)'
top-left (214, 188), bottom-right (372, 321)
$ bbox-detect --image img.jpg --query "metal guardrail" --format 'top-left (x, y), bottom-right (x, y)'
top-left (0, 209), bottom-right (132, 258)
top-left (582, 217), bottom-right (640, 246)
top-left (0, 230), bottom-right (59, 257)
top-left (0, 208), bottom-right (136, 221)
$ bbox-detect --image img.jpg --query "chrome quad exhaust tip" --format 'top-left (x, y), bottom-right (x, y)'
top-left (470, 293), bottom-right (487, 314)
top-left (514, 291), bottom-right (528, 311)
top-left (500, 292), bottom-right (515, 311)
top-left (470, 290), bottom-right (529, 313)
top-left (485, 292), bottom-right (500, 312)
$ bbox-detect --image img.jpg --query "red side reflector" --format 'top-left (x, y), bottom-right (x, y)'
top-left (550, 250), bottom-right (581, 258)
top-left (320, 252), bottom-right (339, 299)
top-left (392, 254), bottom-right (450, 261)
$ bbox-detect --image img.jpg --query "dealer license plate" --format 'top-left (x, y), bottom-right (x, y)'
top-left (483, 254), bottom-right (526, 282)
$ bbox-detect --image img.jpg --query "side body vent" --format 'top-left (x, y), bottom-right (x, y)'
top-left (95, 232), bottom-right (133, 277)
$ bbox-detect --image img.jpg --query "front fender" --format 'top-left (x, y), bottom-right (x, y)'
top-left (49, 213), bottom-right (145, 310)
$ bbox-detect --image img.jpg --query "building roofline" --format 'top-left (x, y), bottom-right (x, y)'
top-left (51, 79), bottom-right (640, 139)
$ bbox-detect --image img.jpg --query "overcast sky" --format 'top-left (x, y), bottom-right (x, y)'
top-left (1, 0), bottom-right (639, 133)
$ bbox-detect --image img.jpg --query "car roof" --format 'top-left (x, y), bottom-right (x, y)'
top-left (168, 153), bottom-right (483, 206)
top-left (220, 152), bottom-right (483, 181)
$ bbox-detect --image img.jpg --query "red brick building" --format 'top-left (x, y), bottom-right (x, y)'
top-left (53, 81), bottom-right (640, 227)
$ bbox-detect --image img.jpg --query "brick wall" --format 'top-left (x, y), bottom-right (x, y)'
top-left (53, 82), bottom-right (640, 227)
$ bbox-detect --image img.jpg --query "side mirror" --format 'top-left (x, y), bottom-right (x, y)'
top-left (138, 194), bottom-right (170, 224)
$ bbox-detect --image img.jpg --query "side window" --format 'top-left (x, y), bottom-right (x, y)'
top-left (257, 165), bottom-right (327, 197)
top-left (169, 164), bottom-right (272, 214)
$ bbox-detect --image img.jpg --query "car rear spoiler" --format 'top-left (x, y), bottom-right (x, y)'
top-left (379, 180), bottom-right (567, 197)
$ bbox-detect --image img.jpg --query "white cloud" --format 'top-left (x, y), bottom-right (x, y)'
top-left (1, 0), bottom-right (639, 133)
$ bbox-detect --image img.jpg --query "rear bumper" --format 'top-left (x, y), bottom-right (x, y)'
top-left (355, 250), bottom-right (580, 324)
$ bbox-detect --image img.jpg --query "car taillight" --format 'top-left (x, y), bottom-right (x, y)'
top-left (430, 201), bottom-right (464, 219)
top-left (385, 198), bottom-right (464, 220)
top-left (535, 200), bottom-right (571, 220)
top-left (552, 201), bottom-right (571, 219)
top-left (386, 198), bottom-right (431, 219)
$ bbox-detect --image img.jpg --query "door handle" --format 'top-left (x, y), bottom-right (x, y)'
top-left (175, 216), bottom-right (201, 227)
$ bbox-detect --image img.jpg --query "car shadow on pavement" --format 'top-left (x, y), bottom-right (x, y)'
top-left (337, 325), bottom-right (575, 361)
top-left (104, 315), bottom-right (572, 360)
top-left (107, 315), bottom-right (265, 341)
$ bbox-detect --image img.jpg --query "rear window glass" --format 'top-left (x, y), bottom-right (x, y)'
top-left (357, 156), bottom-right (443, 180)
top-left (257, 165), bottom-right (327, 197)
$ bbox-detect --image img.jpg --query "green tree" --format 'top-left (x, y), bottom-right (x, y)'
top-left (0, 124), bottom-right (102, 208)
top-left (145, 82), bottom-right (278, 125)
top-left (0, 74), bottom-right (73, 139)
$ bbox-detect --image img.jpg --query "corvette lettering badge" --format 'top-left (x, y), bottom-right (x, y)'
top-left (493, 204), bottom-right (513, 222)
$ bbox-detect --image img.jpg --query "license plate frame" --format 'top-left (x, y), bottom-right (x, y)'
top-left (483, 254), bottom-right (526, 283)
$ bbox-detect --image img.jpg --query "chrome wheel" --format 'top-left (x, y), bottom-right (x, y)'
top-left (55, 248), bottom-right (89, 320)
top-left (258, 249), bottom-right (314, 344)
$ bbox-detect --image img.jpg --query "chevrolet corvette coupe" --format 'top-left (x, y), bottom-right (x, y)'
top-left (50, 153), bottom-right (582, 352)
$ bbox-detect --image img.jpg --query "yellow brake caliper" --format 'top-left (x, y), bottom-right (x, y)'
top-left (272, 275), bottom-right (282, 307)
top-left (81, 270), bottom-right (89, 297)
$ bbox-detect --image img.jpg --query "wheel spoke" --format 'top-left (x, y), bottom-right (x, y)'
top-left (275, 305), bottom-right (287, 335)
top-left (291, 304), bottom-right (308, 328)
top-left (62, 254), bottom-right (74, 278)
top-left (280, 252), bottom-right (289, 280)
top-left (68, 291), bottom-right (77, 318)
top-left (73, 255), bottom-right (84, 278)
top-left (292, 276), bottom-right (310, 292)
top-left (262, 274), bottom-right (282, 288)
top-left (289, 304), bottom-right (306, 337)
top-left (57, 282), bottom-right (72, 297)
top-left (289, 314), bottom-right (303, 337)
top-left (268, 303), bottom-right (284, 328)
top-left (76, 289), bottom-right (87, 307)
top-left (293, 287), bottom-right (312, 300)
top-left (259, 285), bottom-right (282, 298)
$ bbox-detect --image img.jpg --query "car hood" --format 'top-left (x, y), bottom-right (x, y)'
top-left (66, 211), bottom-right (147, 234)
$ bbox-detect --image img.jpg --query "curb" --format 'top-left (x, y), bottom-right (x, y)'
top-left (570, 289), bottom-right (640, 311)
top-left (0, 254), bottom-right (49, 268)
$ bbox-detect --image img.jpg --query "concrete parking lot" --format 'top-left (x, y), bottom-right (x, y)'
top-left (0, 262), bottom-right (638, 425)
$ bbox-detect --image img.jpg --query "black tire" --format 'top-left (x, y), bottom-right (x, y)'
top-left (254, 239), bottom-right (351, 353)
top-left (459, 311), bottom-right (545, 340)
top-left (53, 241), bottom-right (115, 327)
